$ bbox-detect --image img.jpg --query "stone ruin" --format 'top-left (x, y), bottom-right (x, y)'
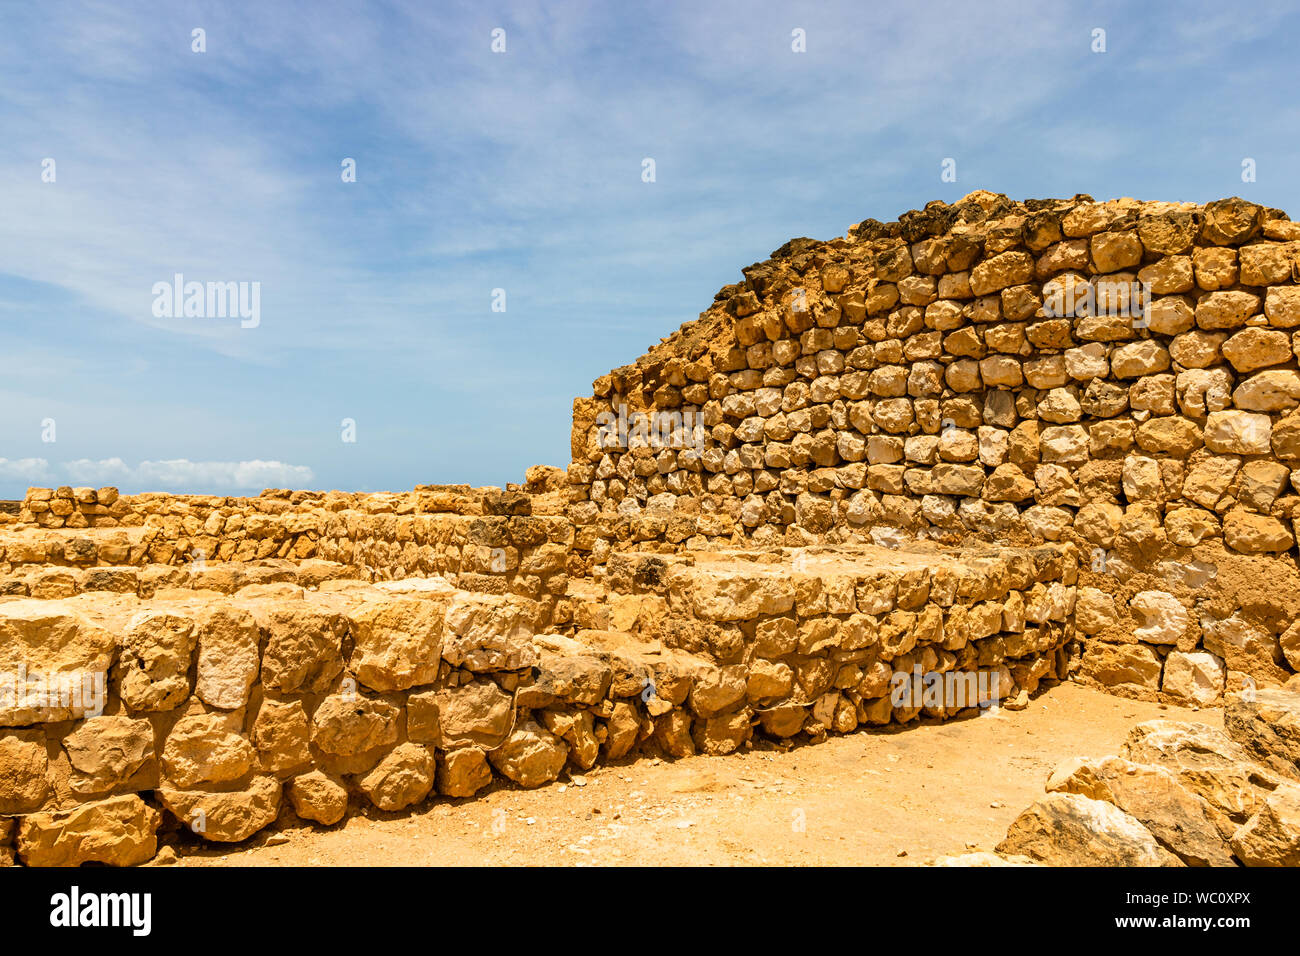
top-left (4, 190), bottom-right (1300, 866)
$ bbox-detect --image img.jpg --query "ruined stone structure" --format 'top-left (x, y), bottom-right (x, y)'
top-left (4, 192), bottom-right (1300, 866)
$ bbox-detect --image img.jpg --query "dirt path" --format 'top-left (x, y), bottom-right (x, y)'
top-left (177, 684), bottom-right (1219, 867)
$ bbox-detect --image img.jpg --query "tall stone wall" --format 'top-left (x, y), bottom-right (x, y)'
top-left (566, 192), bottom-right (1300, 701)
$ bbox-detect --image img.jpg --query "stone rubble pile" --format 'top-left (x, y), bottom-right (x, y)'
top-left (935, 685), bottom-right (1300, 866)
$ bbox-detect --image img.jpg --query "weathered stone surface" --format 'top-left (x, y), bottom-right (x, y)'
top-left (1199, 197), bottom-right (1263, 246)
top-left (996, 792), bottom-right (1182, 866)
top-left (288, 769), bottom-right (348, 825)
top-left (162, 713), bottom-right (256, 788)
top-left (1230, 782), bottom-right (1300, 866)
top-left (1131, 591), bottom-right (1188, 645)
top-left (17, 794), bottom-right (160, 867)
top-left (694, 707), bottom-right (752, 755)
top-left (1074, 587), bottom-right (1119, 635)
top-left (688, 664), bottom-right (748, 718)
top-left (1221, 328), bottom-right (1291, 372)
top-left (441, 593), bottom-right (538, 672)
top-left (63, 715), bottom-right (156, 794)
top-left (758, 703), bottom-right (807, 738)
top-left (1202, 614), bottom-right (1288, 680)
top-left (542, 708), bottom-right (601, 768)
top-left (516, 651), bottom-right (612, 708)
top-left (1045, 755), bottom-right (1234, 866)
top-left (258, 606), bottom-right (346, 694)
top-left (348, 595), bottom-right (450, 692)
top-left (251, 697), bottom-right (312, 774)
top-left (158, 774), bottom-right (281, 842)
top-left (437, 746), bottom-right (494, 798)
top-left (1224, 689), bottom-right (1300, 774)
top-left (1079, 643), bottom-right (1162, 690)
top-left (411, 680), bottom-right (515, 750)
top-left (310, 694), bottom-right (400, 758)
top-left (1161, 652), bottom-right (1226, 707)
top-left (0, 728), bottom-right (50, 813)
top-left (1204, 410), bottom-right (1272, 455)
top-left (488, 719), bottom-right (567, 787)
top-left (1223, 510), bottom-right (1294, 553)
top-left (602, 701), bottom-right (641, 759)
top-left (194, 604), bottom-right (260, 709)
top-left (1196, 290), bottom-right (1261, 330)
top-left (653, 710), bottom-right (695, 757)
top-left (358, 742), bottom-right (435, 811)
top-left (117, 611), bottom-right (197, 712)
top-left (1281, 621), bottom-right (1300, 671)
top-left (690, 569), bottom-right (796, 621)
top-left (0, 601), bottom-right (115, 725)
top-left (1122, 720), bottom-right (1279, 822)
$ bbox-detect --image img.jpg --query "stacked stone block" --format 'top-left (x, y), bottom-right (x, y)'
top-left (567, 192), bottom-right (1300, 704)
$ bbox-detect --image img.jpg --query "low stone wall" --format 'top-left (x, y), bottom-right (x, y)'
top-left (0, 539), bottom-right (1072, 866)
top-left (2, 477), bottom-right (575, 626)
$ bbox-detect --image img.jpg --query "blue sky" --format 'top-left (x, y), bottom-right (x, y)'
top-left (1, 0), bottom-right (1297, 497)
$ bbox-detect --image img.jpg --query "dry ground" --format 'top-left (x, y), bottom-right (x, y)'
top-left (177, 683), bottom-right (1218, 867)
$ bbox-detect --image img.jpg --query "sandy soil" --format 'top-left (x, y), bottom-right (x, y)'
top-left (176, 683), bottom-right (1220, 867)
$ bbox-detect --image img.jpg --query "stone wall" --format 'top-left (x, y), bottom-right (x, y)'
top-left (3, 470), bottom-right (575, 624)
top-left (566, 192), bottom-right (1300, 704)
top-left (0, 540), bottom-right (1074, 865)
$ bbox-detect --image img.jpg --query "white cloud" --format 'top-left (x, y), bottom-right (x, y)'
top-left (63, 458), bottom-right (314, 490)
top-left (0, 458), bottom-right (52, 484)
top-left (62, 457), bottom-right (132, 484)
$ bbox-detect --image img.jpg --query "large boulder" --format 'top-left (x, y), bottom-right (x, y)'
top-left (63, 715), bottom-right (156, 795)
top-left (1224, 689), bottom-right (1300, 776)
top-left (0, 728), bottom-right (50, 813)
top-left (688, 568), bottom-right (797, 622)
top-left (1078, 642), bottom-right (1162, 691)
top-left (441, 594), bottom-right (538, 672)
top-left (1121, 720), bottom-right (1284, 823)
top-left (436, 747), bottom-right (494, 798)
top-left (116, 611), bottom-right (197, 712)
top-left (1161, 651), bottom-right (1226, 707)
top-left (0, 600), bottom-right (115, 725)
top-left (1230, 782), bottom-right (1300, 866)
top-left (157, 774), bottom-right (281, 842)
top-left (408, 680), bottom-right (514, 749)
top-left (17, 794), bottom-right (160, 866)
top-left (309, 693), bottom-right (401, 773)
top-left (1046, 755), bottom-right (1235, 866)
top-left (161, 713), bottom-right (257, 788)
top-left (487, 719), bottom-right (567, 787)
top-left (256, 605), bottom-right (346, 694)
top-left (250, 697), bottom-right (312, 774)
top-left (347, 595), bottom-right (451, 692)
top-left (357, 743), bottom-right (435, 811)
top-left (515, 650), bottom-right (612, 708)
top-left (996, 792), bottom-right (1183, 866)
top-left (194, 604), bottom-right (260, 709)
top-left (287, 770), bottom-right (348, 825)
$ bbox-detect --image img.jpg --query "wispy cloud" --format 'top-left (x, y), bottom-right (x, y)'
top-left (0, 459), bottom-right (53, 485)
top-left (62, 458), bottom-right (314, 490)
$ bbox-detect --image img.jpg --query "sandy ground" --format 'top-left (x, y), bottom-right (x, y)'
top-left (176, 683), bottom-right (1220, 867)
